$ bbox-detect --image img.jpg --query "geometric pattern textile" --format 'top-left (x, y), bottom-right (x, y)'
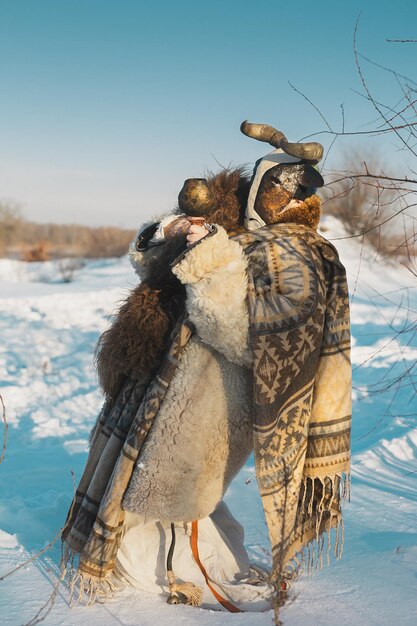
top-left (236, 223), bottom-right (351, 584)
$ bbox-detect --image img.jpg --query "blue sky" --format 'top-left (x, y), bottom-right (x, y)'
top-left (1, 0), bottom-right (416, 226)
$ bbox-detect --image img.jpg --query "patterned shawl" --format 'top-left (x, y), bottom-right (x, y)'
top-left (236, 223), bottom-right (351, 581)
top-left (61, 222), bottom-right (351, 601)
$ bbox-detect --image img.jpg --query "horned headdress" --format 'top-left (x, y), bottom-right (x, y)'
top-left (177, 121), bottom-right (325, 231)
top-left (240, 121), bottom-right (325, 229)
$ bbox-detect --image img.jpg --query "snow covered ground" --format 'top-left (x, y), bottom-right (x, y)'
top-left (1, 216), bottom-right (416, 625)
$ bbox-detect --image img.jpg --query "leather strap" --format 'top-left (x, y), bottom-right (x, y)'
top-left (190, 520), bottom-right (241, 613)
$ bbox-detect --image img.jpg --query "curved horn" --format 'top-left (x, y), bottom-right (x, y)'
top-left (240, 120), bottom-right (323, 163)
top-left (240, 121), bottom-right (286, 149)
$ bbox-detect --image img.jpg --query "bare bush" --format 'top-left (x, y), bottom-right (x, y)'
top-left (22, 241), bottom-right (50, 262)
top-left (82, 226), bottom-right (134, 258)
top-left (321, 154), bottom-right (413, 262)
top-left (58, 258), bottom-right (85, 283)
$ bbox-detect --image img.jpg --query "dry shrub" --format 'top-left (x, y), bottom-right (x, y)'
top-left (58, 258), bottom-right (85, 282)
top-left (321, 154), bottom-right (414, 262)
top-left (22, 241), bottom-right (50, 262)
top-left (83, 226), bottom-right (134, 258)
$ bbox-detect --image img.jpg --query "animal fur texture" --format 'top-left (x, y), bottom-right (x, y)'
top-left (272, 193), bottom-right (321, 230)
top-left (97, 167), bottom-right (320, 402)
top-left (203, 167), bottom-right (251, 237)
top-left (97, 168), bottom-right (252, 402)
top-left (122, 338), bottom-right (254, 520)
top-left (172, 225), bottom-right (252, 366)
top-left (61, 161), bottom-right (346, 606)
top-left (96, 234), bottom-right (187, 401)
top-left (122, 226), bottom-right (253, 519)
top-left (95, 281), bottom-right (185, 401)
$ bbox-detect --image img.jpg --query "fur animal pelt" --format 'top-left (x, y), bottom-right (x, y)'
top-left (62, 220), bottom-right (351, 600)
top-left (203, 167), bottom-right (251, 237)
top-left (96, 167), bottom-right (251, 400)
top-left (271, 193), bottom-right (321, 230)
top-left (96, 282), bottom-right (186, 401)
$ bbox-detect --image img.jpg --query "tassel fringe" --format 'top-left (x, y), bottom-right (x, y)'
top-left (167, 569), bottom-right (203, 606)
top-left (282, 472), bottom-right (350, 584)
top-left (60, 546), bottom-right (118, 606)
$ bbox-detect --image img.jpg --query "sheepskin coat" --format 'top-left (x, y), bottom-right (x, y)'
top-left (121, 225), bottom-right (254, 521)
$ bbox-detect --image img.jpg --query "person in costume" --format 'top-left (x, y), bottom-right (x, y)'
top-left (61, 122), bottom-right (351, 614)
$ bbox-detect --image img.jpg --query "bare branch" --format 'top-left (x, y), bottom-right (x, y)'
top-left (353, 15), bottom-right (417, 158)
top-left (288, 81), bottom-right (334, 132)
top-left (23, 575), bottom-right (60, 626)
top-left (358, 52), bottom-right (417, 88)
top-left (340, 103), bottom-right (345, 134)
top-left (299, 122), bottom-right (417, 143)
top-left (326, 171), bottom-right (417, 186)
top-left (348, 86), bottom-right (417, 140)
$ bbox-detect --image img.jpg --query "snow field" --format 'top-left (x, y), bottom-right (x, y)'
top-left (1, 216), bottom-right (416, 625)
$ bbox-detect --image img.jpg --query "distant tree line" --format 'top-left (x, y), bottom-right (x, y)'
top-left (0, 202), bottom-right (135, 260)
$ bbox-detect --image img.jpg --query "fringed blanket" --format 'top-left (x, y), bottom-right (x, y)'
top-left (236, 223), bottom-right (351, 582)
top-left (61, 222), bottom-right (351, 601)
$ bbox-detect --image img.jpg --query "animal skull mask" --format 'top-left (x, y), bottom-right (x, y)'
top-left (241, 121), bottom-right (325, 230)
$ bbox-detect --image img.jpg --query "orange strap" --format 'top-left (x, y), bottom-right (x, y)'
top-left (190, 520), bottom-right (241, 613)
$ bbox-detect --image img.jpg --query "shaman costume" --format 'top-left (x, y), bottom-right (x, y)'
top-left (62, 122), bottom-right (351, 613)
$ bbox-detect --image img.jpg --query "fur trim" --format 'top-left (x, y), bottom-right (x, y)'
top-left (173, 225), bottom-right (240, 283)
top-left (129, 233), bottom-right (187, 286)
top-left (270, 194), bottom-right (321, 230)
top-left (172, 226), bottom-right (251, 366)
top-left (151, 213), bottom-right (186, 242)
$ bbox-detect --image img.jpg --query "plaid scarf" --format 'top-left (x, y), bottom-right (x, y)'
top-left (61, 317), bottom-right (194, 598)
